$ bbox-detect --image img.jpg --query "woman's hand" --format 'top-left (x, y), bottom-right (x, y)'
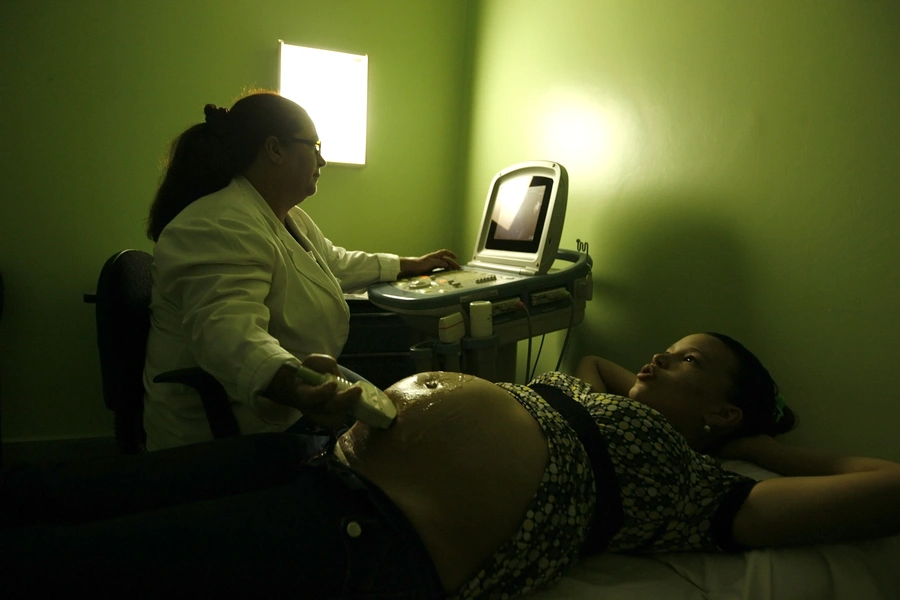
top-left (264, 355), bottom-right (362, 431)
top-left (399, 249), bottom-right (460, 277)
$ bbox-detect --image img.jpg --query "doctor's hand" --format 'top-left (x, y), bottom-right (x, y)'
top-left (399, 249), bottom-right (460, 277)
top-left (264, 355), bottom-right (362, 431)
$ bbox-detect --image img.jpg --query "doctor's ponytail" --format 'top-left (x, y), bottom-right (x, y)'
top-left (147, 91), bottom-right (302, 241)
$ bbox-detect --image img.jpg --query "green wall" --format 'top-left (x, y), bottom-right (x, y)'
top-left (0, 0), bottom-right (470, 441)
top-left (465, 0), bottom-right (900, 459)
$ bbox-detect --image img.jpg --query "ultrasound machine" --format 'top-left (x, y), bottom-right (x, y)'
top-left (367, 160), bottom-right (593, 382)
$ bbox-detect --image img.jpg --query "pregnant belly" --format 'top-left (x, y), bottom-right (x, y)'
top-left (336, 372), bottom-right (549, 592)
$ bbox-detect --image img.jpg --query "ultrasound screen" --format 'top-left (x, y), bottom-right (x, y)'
top-left (484, 175), bottom-right (554, 253)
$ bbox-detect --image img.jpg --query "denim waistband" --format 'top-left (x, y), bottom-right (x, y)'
top-left (310, 444), bottom-right (447, 598)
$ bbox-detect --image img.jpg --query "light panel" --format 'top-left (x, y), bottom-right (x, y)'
top-left (279, 41), bottom-right (368, 165)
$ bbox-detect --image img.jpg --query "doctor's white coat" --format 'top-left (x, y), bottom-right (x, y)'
top-left (143, 177), bottom-right (400, 450)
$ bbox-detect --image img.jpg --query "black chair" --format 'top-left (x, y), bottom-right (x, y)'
top-left (89, 249), bottom-right (239, 454)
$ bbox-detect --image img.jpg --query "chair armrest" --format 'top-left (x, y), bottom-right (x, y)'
top-left (153, 368), bottom-right (240, 439)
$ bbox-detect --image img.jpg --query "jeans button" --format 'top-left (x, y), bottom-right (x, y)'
top-left (346, 520), bottom-right (363, 538)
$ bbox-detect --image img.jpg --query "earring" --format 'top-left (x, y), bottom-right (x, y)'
top-left (702, 424), bottom-right (711, 434)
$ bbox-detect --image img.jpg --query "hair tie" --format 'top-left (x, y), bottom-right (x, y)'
top-left (773, 393), bottom-right (786, 423)
top-left (204, 104), bottom-right (231, 138)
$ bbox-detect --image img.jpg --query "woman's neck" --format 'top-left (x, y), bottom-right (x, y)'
top-left (242, 169), bottom-right (293, 222)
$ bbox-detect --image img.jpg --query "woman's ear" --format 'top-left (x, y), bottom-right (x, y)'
top-left (262, 135), bottom-right (285, 165)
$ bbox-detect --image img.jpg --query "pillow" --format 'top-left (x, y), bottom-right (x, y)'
top-left (719, 459), bottom-right (781, 481)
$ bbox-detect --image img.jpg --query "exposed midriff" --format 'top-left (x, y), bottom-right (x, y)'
top-left (336, 372), bottom-right (549, 593)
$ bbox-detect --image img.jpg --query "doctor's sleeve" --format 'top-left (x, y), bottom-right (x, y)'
top-left (300, 217), bottom-right (401, 289)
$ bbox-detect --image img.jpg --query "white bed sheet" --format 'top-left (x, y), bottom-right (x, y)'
top-left (529, 460), bottom-right (900, 600)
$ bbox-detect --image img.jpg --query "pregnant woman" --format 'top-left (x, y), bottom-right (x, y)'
top-left (2, 333), bottom-right (899, 599)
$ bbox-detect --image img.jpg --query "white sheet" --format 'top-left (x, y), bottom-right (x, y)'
top-left (530, 460), bottom-right (900, 600)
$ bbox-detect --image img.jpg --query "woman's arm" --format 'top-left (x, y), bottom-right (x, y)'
top-left (721, 434), bottom-right (899, 477)
top-left (399, 249), bottom-right (460, 277)
top-left (574, 356), bottom-right (637, 396)
top-left (725, 436), bottom-right (900, 547)
top-left (292, 208), bottom-right (459, 284)
top-left (290, 208), bottom-right (401, 288)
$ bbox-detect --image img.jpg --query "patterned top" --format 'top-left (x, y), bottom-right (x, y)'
top-left (453, 372), bottom-right (757, 600)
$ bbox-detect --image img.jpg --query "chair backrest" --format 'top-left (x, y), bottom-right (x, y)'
top-left (93, 250), bottom-right (240, 452)
top-left (94, 249), bottom-right (153, 453)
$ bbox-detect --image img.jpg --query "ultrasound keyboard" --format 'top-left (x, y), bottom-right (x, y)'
top-left (392, 269), bottom-right (521, 295)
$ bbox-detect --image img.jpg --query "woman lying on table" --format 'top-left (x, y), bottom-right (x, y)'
top-left (2, 332), bottom-right (899, 599)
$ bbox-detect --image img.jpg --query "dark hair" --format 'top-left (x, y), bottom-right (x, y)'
top-left (706, 332), bottom-right (797, 442)
top-left (147, 91), bottom-right (304, 241)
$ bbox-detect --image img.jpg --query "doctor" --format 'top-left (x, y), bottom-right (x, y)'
top-left (143, 90), bottom-right (458, 450)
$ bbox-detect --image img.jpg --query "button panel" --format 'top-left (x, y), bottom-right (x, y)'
top-left (392, 270), bottom-right (514, 295)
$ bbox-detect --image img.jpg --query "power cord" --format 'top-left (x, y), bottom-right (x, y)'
top-left (516, 301), bottom-right (533, 383)
top-left (554, 296), bottom-right (576, 371)
top-left (523, 293), bottom-right (575, 380)
top-left (529, 335), bottom-right (546, 382)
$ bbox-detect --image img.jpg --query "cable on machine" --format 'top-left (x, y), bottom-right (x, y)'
top-left (554, 296), bottom-right (576, 371)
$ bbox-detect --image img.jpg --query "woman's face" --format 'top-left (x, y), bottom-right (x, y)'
top-left (284, 109), bottom-right (327, 199)
top-left (628, 333), bottom-right (739, 440)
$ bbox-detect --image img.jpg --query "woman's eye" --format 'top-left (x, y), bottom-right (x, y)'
top-left (684, 355), bottom-right (696, 363)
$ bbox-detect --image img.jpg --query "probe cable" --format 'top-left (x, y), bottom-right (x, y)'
top-left (554, 296), bottom-right (576, 371)
top-left (516, 301), bottom-right (533, 383)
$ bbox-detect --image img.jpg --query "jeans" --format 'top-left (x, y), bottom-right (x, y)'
top-left (0, 433), bottom-right (446, 599)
